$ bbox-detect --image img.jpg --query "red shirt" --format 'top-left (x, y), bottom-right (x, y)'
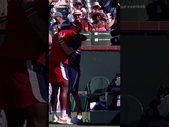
top-left (74, 20), bottom-right (88, 32)
top-left (49, 30), bottom-right (76, 64)
top-left (0, 0), bottom-right (48, 65)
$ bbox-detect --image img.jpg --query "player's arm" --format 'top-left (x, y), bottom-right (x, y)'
top-left (58, 33), bottom-right (81, 55)
top-left (104, 21), bottom-right (110, 31)
top-left (60, 42), bottom-right (74, 55)
top-left (108, 16), bottom-right (115, 28)
top-left (60, 37), bottom-right (81, 55)
top-left (19, 0), bottom-right (48, 43)
top-left (84, 22), bottom-right (88, 31)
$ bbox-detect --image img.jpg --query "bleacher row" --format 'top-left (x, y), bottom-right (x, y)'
top-left (49, 30), bottom-right (118, 46)
top-left (49, 0), bottom-right (120, 46)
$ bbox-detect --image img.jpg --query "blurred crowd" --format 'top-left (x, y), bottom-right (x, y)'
top-left (49, 0), bottom-right (120, 35)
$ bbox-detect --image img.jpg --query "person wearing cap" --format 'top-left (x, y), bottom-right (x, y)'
top-left (71, 0), bottom-right (86, 18)
top-left (58, 22), bottom-right (86, 124)
top-left (73, 10), bottom-right (88, 31)
top-left (89, 11), bottom-right (109, 32)
top-left (103, 0), bottom-right (115, 14)
top-left (0, 0), bottom-right (48, 127)
top-left (51, 12), bottom-right (64, 32)
top-left (91, 2), bottom-right (107, 19)
top-left (102, 0), bottom-right (117, 29)
top-left (49, 22), bottom-right (80, 124)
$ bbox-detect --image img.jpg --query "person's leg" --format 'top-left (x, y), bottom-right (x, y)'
top-left (66, 93), bottom-right (72, 118)
top-left (50, 83), bottom-right (59, 123)
top-left (57, 80), bottom-right (73, 124)
top-left (4, 109), bottom-right (25, 127)
top-left (72, 93), bottom-right (82, 116)
top-left (59, 80), bottom-right (69, 118)
top-left (71, 92), bottom-right (83, 125)
top-left (21, 102), bottom-right (47, 127)
top-left (70, 66), bottom-right (83, 124)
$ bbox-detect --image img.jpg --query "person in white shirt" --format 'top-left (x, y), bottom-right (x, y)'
top-left (71, 0), bottom-right (86, 18)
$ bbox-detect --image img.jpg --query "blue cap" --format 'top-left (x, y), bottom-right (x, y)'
top-left (54, 12), bottom-right (63, 18)
top-left (104, 1), bottom-right (110, 7)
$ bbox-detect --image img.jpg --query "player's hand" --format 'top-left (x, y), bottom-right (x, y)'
top-left (58, 32), bottom-right (65, 42)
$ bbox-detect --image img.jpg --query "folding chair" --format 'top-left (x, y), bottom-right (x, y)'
top-left (86, 76), bottom-right (110, 111)
top-left (121, 94), bottom-right (144, 127)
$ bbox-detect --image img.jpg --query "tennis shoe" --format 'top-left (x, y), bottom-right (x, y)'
top-left (71, 116), bottom-right (83, 125)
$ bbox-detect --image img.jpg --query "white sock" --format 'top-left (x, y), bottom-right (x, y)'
top-left (52, 110), bottom-right (57, 118)
top-left (77, 115), bottom-right (82, 119)
top-left (61, 109), bottom-right (66, 118)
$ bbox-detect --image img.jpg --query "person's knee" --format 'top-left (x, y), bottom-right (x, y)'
top-left (72, 92), bottom-right (80, 99)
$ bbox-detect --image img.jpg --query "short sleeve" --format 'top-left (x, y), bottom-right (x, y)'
top-left (84, 20), bottom-right (88, 27)
top-left (81, 8), bottom-right (86, 12)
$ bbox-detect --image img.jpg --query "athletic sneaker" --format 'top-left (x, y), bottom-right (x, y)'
top-left (57, 116), bottom-right (73, 124)
top-left (52, 116), bottom-right (58, 123)
top-left (71, 116), bottom-right (83, 125)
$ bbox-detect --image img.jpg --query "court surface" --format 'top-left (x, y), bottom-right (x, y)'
top-left (49, 112), bottom-right (120, 127)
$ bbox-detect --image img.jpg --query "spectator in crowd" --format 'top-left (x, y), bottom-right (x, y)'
top-left (73, 10), bottom-right (88, 31)
top-left (71, 0), bottom-right (87, 18)
top-left (53, 0), bottom-right (69, 8)
top-left (0, 0), bottom-right (48, 127)
top-left (157, 84), bottom-right (169, 117)
top-left (89, 11), bottom-right (109, 32)
top-left (91, 2), bottom-right (107, 19)
top-left (52, 0), bottom-right (69, 3)
top-left (107, 72), bottom-right (120, 110)
top-left (49, 0), bottom-right (52, 4)
top-left (51, 12), bottom-right (64, 32)
top-left (49, 33), bottom-right (52, 45)
top-left (103, 0), bottom-right (115, 14)
top-left (49, 22), bottom-right (76, 124)
top-left (110, 3), bottom-right (120, 36)
top-left (0, 0), bottom-right (8, 18)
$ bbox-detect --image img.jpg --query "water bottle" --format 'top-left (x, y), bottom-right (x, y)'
top-left (117, 95), bottom-right (120, 107)
top-left (105, 92), bottom-right (108, 109)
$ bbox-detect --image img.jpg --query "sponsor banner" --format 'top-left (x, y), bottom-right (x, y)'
top-left (121, 0), bottom-right (168, 21)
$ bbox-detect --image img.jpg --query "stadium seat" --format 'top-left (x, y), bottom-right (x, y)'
top-left (55, 8), bottom-right (68, 18)
top-left (121, 94), bottom-right (144, 127)
top-left (85, 0), bottom-right (96, 4)
top-left (86, 76), bottom-right (110, 110)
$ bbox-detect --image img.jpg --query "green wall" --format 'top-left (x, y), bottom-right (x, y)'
top-left (121, 33), bottom-right (169, 111)
top-left (79, 50), bottom-right (120, 91)
top-left (120, 0), bottom-right (167, 21)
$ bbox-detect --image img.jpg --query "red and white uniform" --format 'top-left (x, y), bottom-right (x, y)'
top-left (0, 0), bottom-right (48, 109)
top-left (49, 30), bottom-right (76, 83)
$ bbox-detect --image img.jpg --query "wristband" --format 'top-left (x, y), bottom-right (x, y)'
top-left (25, 6), bottom-right (37, 18)
top-left (60, 41), bottom-right (65, 44)
top-left (59, 39), bottom-right (64, 42)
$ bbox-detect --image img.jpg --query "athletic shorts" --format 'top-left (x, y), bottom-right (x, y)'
top-left (68, 65), bottom-right (80, 93)
top-left (0, 57), bottom-right (48, 109)
top-left (49, 61), bottom-right (69, 83)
